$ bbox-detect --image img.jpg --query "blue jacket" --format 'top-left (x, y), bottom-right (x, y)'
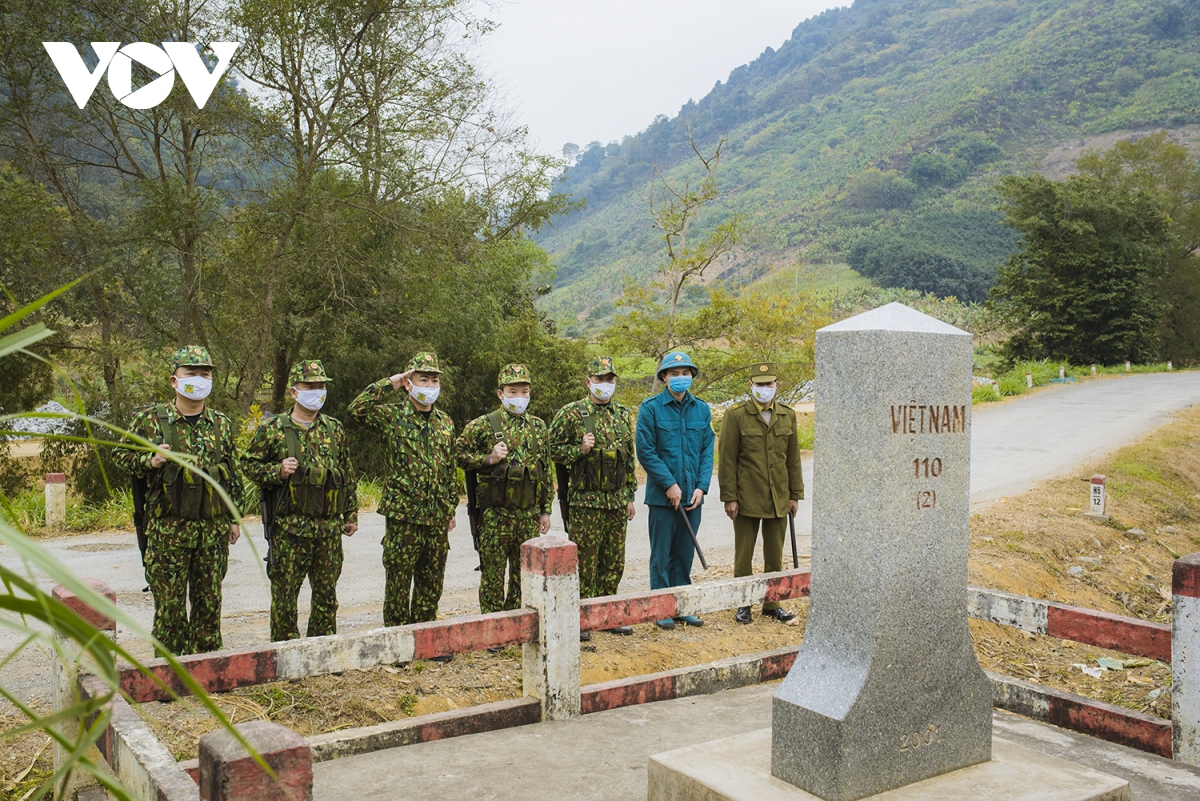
top-left (636, 388), bottom-right (714, 507)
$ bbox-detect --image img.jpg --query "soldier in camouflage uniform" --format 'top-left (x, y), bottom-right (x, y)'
top-left (113, 346), bottom-right (243, 655)
top-left (349, 352), bottom-right (459, 631)
top-left (244, 360), bottom-right (358, 641)
top-left (456, 364), bottom-right (552, 614)
top-left (549, 356), bottom-right (636, 638)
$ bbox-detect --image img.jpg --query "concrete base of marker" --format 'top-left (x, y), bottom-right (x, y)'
top-left (648, 730), bottom-right (1130, 801)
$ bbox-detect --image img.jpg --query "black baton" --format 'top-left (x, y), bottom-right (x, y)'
top-left (788, 510), bottom-right (799, 569)
top-left (677, 504), bottom-right (708, 570)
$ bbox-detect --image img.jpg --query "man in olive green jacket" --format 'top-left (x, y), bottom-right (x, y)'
top-left (718, 362), bottom-right (804, 624)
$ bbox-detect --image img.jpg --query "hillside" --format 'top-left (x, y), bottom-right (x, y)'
top-left (538, 0), bottom-right (1200, 331)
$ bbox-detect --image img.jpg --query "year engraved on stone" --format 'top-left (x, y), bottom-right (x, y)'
top-left (916, 490), bottom-right (937, 510)
top-left (899, 724), bottom-right (942, 751)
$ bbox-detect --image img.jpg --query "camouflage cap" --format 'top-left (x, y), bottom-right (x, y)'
top-left (498, 363), bottom-right (532, 387)
top-left (587, 355), bottom-right (618, 377)
top-left (172, 345), bottom-right (213, 370)
top-left (288, 359), bottom-right (331, 387)
top-left (407, 351), bottom-right (443, 374)
top-left (750, 362), bottom-right (777, 383)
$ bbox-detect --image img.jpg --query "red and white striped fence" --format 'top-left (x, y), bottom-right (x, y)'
top-left (54, 538), bottom-right (1200, 800)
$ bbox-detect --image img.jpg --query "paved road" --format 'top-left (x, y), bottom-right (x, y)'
top-left (3, 372), bottom-right (1199, 703)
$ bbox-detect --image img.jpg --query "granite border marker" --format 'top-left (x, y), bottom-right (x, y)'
top-left (771, 303), bottom-right (992, 800)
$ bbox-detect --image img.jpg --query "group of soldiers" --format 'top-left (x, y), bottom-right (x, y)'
top-left (116, 346), bottom-right (805, 656)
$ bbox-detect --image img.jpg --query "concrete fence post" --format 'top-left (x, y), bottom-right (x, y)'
top-left (51, 579), bottom-right (117, 783)
top-left (199, 720), bottom-right (313, 801)
top-left (45, 472), bottom-right (66, 528)
top-left (1173, 553), bottom-right (1200, 764)
top-left (520, 536), bottom-right (581, 720)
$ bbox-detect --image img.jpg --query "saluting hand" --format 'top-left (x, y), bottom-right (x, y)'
top-left (150, 444), bottom-right (171, 469)
top-left (389, 370), bottom-right (414, 391)
top-left (487, 441), bottom-right (509, 465)
top-left (279, 457), bottom-right (299, 478)
top-left (580, 432), bottom-right (595, 455)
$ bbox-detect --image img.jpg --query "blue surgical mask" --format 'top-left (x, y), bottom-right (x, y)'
top-left (667, 375), bottom-right (693, 394)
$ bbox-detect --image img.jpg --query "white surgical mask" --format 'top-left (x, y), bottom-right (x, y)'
top-left (502, 396), bottom-right (530, 415)
top-left (752, 384), bottom-right (776, 405)
top-left (589, 381), bottom-right (615, 401)
top-left (410, 385), bottom-right (440, 405)
top-left (176, 375), bottom-right (212, 401)
top-left (295, 389), bottom-right (326, 410)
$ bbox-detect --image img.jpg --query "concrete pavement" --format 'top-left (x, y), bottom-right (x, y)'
top-left (311, 681), bottom-right (1200, 800)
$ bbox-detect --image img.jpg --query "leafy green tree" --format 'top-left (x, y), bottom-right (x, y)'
top-left (840, 169), bottom-right (917, 210)
top-left (989, 173), bottom-right (1170, 365)
top-left (850, 238), bottom-right (992, 303)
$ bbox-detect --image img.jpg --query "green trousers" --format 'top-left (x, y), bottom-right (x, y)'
top-left (382, 519), bottom-right (449, 627)
top-left (270, 532), bottom-right (344, 641)
top-left (145, 537), bottom-right (228, 655)
top-left (478, 507), bottom-right (540, 614)
top-left (569, 506), bottom-right (627, 598)
top-left (733, 515), bottom-right (786, 611)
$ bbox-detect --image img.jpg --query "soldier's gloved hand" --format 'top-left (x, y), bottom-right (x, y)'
top-left (626, 502), bottom-right (636, 521)
top-left (447, 516), bottom-right (457, 532)
top-left (487, 441), bottom-right (509, 465)
top-left (228, 524), bottom-right (241, 545)
top-left (538, 514), bottom-right (551, 535)
top-left (344, 523), bottom-right (358, 537)
top-left (279, 457), bottom-right (299, 478)
top-left (725, 501), bottom-right (738, 520)
top-left (580, 432), bottom-right (595, 455)
top-left (150, 444), bottom-right (171, 469)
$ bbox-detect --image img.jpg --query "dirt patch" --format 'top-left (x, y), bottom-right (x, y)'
top-left (135, 598), bottom-right (810, 761)
top-left (1039, 126), bottom-right (1200, 180)
top-left (0, 708), bottom-right (53, 801)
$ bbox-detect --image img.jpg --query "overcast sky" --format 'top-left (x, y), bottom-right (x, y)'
top-left (475, 0), bottom-right (849, 158)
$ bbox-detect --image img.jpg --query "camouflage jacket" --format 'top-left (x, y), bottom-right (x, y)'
top-left (348, 379), bottom-right (459, 526)
top-left (548, 396), bottom-right (637, 510)
top-left (112, 402), bottom-right (243, 549)
top-left (243, 410), bottom-right (359, 538)
top-left (456, 408), bottom-right (553, 516)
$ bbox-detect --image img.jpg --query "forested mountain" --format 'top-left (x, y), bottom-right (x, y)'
top-left (539, 0), bottom-right (1200, 329)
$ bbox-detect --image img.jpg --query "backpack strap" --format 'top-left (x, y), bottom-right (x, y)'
top-left (486, 410), bottom-right (507, 444)
top-left (278, 415), bottom-right (302, 461)
top-left (576, 400), bottom-right (596, 438)
top-left (154, 404), bottom-right (180, 454)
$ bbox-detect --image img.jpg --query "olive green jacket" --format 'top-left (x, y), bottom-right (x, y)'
top-left (717, 399), bottom-right (804, 518)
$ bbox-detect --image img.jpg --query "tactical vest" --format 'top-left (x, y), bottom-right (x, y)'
top-left (572, 401), bottom-right (630, 493)
top-left (147, 404), bottom-right (234, 521)
top-left (478, 410), bottom-right (542, 511)
top-left (272, 416), bottom-right (350, 519)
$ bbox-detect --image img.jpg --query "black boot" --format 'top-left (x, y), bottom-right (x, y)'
top-left (762, 607), bottom-right (797, 623)
top-left (734, 606), bottom-right (752, 624)
top-left (604, 626), bottom-right (634, 635)
top-left (580, 630), bottom-right (592, 642)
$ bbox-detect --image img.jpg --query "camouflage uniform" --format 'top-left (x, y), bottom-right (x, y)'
top-left (243, 360), bottom-right (358, 641)
top-left (112, 346), bottom-right (242, 656)
top-left (549, 356), bottom-right (636, 598)
top-left (348, 352), bottom-right (459, 626)
top-left (456, 364), bottom-right (552, 614)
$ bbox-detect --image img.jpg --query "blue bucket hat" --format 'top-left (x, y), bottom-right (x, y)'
top-left (657, 351), bottom-right (698, 379)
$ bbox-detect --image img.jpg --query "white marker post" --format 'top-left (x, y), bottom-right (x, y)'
top-left (1086, 474), bottom-right (1108, 520)
top-left (1091, 364), bottom-right (1097, 376)
top-left (1025, 372), bottom-right (1033, 389)
top-left (1169, 361), bottom-right (1174, 371)
top-left (45, 472), bottom-right (66, 528)
top-left (1126, 361), bottom-right (1131, 372)
top-left (1058, 366), bottom-right (1065, 379)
